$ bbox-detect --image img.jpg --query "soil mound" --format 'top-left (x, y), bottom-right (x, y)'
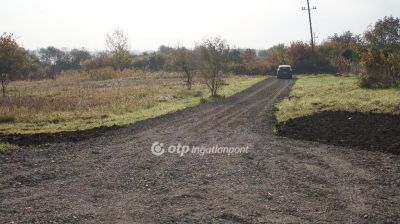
top-left (277, 111), bottom-right (400, 155)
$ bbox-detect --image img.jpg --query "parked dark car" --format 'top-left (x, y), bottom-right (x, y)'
top-left (277, 65), bottom-right (293, 79)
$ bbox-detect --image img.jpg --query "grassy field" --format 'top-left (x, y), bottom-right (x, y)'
top-left (0, 69), bottom-right (265, 134)
top-left (276, 74), bottom-right (400, 122)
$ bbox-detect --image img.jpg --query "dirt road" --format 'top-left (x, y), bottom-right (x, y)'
top-left (1, 77), bottom-right (399, 223)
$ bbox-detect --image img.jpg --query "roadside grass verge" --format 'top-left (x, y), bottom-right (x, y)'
top-left (0, 71), bottom-right (265, 134)
top-left (0, 142), bottom-right (20, 153)
top-left (276, 74), bottom-right (400, 122)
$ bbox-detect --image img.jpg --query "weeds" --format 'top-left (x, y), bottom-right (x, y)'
top-left (276, 74), bottom-right (400, 122)
top-left (0, 70), bottom-right (265, 134)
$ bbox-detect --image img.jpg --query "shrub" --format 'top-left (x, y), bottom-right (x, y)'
top-left (387, 49), bottom-right (400, 86)
top-left (359, 16), bottom-right (400, 88)
top-left (359, 48), bottom-right (400, 88)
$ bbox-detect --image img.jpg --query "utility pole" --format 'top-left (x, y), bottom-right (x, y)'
top-left (302, 0), bottom-right (317, 52)
top-left (313, 32), bottom-right (318, 45)
top-left (302, 0), bottom-right (317, 74)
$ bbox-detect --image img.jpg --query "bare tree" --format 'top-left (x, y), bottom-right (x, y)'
top-left (174, 47), bottom-right (197, 90)
top-left (199, 37), bottom-right (230, 97)
top-left (106, 29), bottom-right (131, 70)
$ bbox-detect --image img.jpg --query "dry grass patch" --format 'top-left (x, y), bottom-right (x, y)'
top-left (1, 70), bottom-right (265, 134)
top-left (276, 74), bottom-right (400, 122)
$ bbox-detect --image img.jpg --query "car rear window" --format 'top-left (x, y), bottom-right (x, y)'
top-left (279, 67), bottom-right (291, 71)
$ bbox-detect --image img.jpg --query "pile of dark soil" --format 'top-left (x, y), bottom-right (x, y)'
top-left (276, 111), bottom-right (400, 155)
top-left (0, 125), bottom-right (122, 147)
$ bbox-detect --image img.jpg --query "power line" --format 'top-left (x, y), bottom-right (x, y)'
top-left (302, 0), bottom-right (317, 52)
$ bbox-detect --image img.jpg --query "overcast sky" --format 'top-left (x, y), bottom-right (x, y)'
top-left (1, 0), bottom-right (399, 51)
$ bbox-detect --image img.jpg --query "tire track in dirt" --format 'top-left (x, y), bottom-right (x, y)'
top-left (187, 79), bottom-right (291, 134)
top-left (130, 78), bottom-right (279, 140)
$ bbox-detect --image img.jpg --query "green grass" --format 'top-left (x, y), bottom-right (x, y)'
top-left (0, 72), bottom-right (265, 134)
top-left (0, 142), bottom-right (19, 153)
top-left (276, 74), bottom-right (400, 122)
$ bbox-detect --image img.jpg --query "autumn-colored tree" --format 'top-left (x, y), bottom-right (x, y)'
top-left (359, 16), bottom-right (400, 87)
top-left (258, 44), bottom-right (289, 74)
top-left (337, 56), bottom-right (351, 74)
top-left (288, 41), bottom-right (335, 74)
top-left (287, 42), bottom-right (313, 73)
top-left (242, 49), bottom-right (257, 63)
top-left (387, 50), bottom-right (400, 85)
top-left (0, 33), bottom-right (28, 97)
top-left (267, 44), bottom-right (288, 65)
top-left (318, 31), bottom-right (362, 74)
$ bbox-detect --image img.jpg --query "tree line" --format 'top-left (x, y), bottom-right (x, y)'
top-left (0, 16), bottom-right (399, 97)
top-left (257, 16), bottom-right (400, 88)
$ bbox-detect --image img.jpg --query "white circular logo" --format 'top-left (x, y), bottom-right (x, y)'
top-left (151, 142), bottom-right (165, 156)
